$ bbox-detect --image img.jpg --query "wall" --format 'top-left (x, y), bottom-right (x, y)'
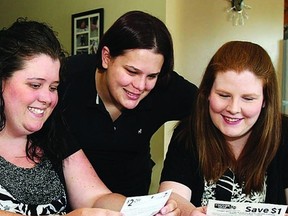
top-left (166, 0), bottom-right (283, 86)
top-left (0, 0), bottom-right (166, 55)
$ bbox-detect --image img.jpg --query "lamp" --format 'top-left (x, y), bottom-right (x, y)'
top-left (227, 0), bottom-right (251, 25)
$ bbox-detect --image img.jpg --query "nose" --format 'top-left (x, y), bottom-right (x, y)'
top-left (132, 76), bottom-right (146, 91)
top-left (226, 98), bottom-right (240, 114)
top-left (38, 89), bottom-right (54, 105)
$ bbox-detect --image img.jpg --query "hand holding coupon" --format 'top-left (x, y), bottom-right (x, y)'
top-left (120, 189), bottom-right (172, 216)
top-left (206, 200), bottom-right (288, 216)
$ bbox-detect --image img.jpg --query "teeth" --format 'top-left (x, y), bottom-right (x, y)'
top-left (126, 91), bottom-right (138, 97)
top-left (225, 117), bottom-right (239, 122)
top-left (28, 107), bottom-right (44, 114)
top-left (127, 91), bottom-right (134, 96)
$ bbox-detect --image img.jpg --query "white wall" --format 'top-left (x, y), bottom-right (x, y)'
top-left (167, 0), bottom-right (283, 86)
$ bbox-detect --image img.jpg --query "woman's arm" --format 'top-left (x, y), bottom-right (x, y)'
top-left (0, 210), bottom-right (25, 216)
top-left (63, 149), bottom-right (126, 211)
top-left (64, 149), bottom-right (180, 215)
top-left (0, 209), bottom-right (122, 216)
top-left (159, 181), bottom-right (205, 216)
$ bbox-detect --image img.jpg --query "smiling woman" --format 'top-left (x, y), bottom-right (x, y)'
top-left (97, 47), bottom-right (164, 118)
top-left (208, 70), bottom-right (264, 147)
top-left (0, 17), bottom-right (68, 215)
top-left (2, 54), bottom-right (60, 135)
top-left (0, 17), bottom-right (127, 216)
top-left (58, 10), bottom-right (198, 198)
top-left (159, 41), bottom-right (288, 215)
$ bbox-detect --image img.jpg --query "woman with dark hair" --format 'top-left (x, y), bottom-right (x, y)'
top-left (0, 17), bottom-right (127, 216)
top-left (95, 10), bottom-right (174, 83)
top-left (60, 10), bottom-right (198, 197)
top-left (159, 41), bottom-right (288, 215)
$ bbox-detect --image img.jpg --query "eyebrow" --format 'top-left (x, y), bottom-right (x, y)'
top-left (27, 77), bottom-right (60, 84)
top-left (125, 65), bottom-right (161, 75)
top-left (215, 89), bottom-right (261, 97)
top-left (242, 93), bottom-right (261, 97)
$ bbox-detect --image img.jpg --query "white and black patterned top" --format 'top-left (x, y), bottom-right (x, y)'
top-left (201, 168), bottom-right (266, 206)
top-left (0, 156), bottom-right (66, 215)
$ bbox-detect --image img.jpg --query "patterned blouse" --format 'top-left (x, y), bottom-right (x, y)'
top-left (0, 157), bottom-right (66, 215)
top-left (201, 168), bottom-right (266, 206)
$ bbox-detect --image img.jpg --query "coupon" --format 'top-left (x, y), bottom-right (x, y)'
top-left (120, 189), bottom-right (172, 216)
top-left (206, 200), bottom-right (287, 216)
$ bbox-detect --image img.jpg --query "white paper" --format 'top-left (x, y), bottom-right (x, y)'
top-left (120, 189), bottom-right (172, 216)
top-left (207, 200), bottom-right (287, 216)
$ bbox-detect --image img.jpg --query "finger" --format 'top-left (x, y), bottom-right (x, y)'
top-left (155, 208), bottom-right (181, 216)
top-left (160, 199), bottom-right (178, 214)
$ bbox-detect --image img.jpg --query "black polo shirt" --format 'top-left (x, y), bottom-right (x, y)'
top-left (59, 54), bottom-right (198, 196)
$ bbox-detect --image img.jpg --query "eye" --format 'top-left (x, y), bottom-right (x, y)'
top-left (126, 68), bottom-right (137, 75)
top-left (29, 83), bottom-right (41, 89)
top-left (147, 74), bottom-right (159, 80)
top-left (218, 93), bottom-right (230, 98)
top-left (243, 97), bottom-right (254, 101)
top-left (49, 85), bottom-right (58, 92)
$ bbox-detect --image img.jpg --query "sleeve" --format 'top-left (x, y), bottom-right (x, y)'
top-left (160, 123), bottom-right (197, 190)
top-left (57, 54), bottom-right (98, 159)
top-left (53, 105), bottom-right (81, 159)
top-left (160, 120), bottom-right (205, 206)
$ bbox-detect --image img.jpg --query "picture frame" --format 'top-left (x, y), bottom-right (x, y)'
top-left (71, 8), bottom-right (104, 55)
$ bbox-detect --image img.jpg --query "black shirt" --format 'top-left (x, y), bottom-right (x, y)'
top-left (59, 54), bottom-right (198, 196)
top-left (160, 115), bottom-right (288, 206)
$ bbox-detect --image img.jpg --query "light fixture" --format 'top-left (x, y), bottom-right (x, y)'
top-left (226, 0), bottom-right (251, 26)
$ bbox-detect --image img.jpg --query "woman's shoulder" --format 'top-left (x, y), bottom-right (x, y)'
top-left (151, 71), bottom-right (198, 105)
top-left (63, 54), bottom-right (97, 79)
top-left (65, 54), bottom-right (97, 67)
top-left (168, 71), bottom-right (198, 91)
top-left (60, 54), bottom-right (96, 95)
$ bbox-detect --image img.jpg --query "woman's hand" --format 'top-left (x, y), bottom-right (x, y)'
top-left (155, 199), bottom-right (181, 215)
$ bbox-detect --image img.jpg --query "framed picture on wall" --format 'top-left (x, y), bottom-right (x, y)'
top-left (72, 8), bottom-right (104, 55)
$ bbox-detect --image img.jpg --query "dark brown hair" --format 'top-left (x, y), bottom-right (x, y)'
top-left (95, 10), bottom-right (174, 84)
top-left (0, 18), bottom-right (66, 165)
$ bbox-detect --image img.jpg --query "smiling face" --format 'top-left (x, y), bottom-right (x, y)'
top-left (2, 54), bottom-right (60, 137)
top-left (208, 70), bottom-right (264, 141)
top-left (101, 47), bottom-right (164, 110)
